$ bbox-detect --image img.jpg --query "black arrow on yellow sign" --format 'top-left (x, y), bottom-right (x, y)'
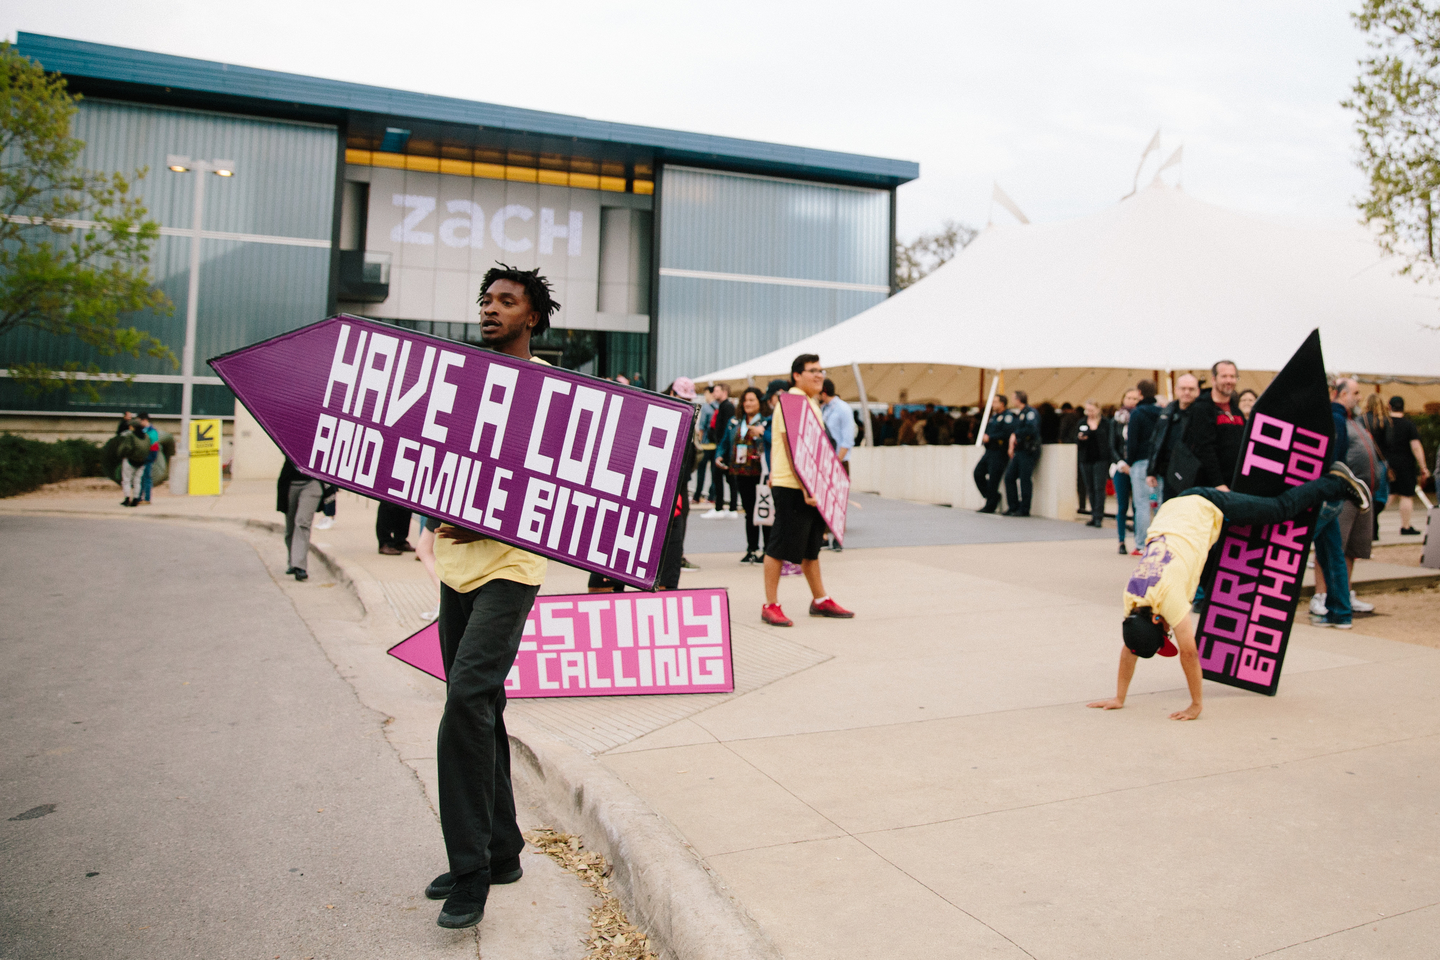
top-left (196, 424), bottom-right (214, 443)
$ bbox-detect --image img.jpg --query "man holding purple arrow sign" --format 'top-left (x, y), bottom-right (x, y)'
top-left (761, 353), bottom-right (855, 627)
top-left (210, 263), bottom-right (695, 931)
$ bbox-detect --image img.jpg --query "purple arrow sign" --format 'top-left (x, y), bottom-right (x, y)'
top-left (210, 316), bottom-right (695, 590)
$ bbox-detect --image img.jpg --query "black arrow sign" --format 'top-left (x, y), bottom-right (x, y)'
top-left (195, 424), bottom-right (214, 443)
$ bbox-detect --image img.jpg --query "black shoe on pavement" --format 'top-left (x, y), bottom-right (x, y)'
top-left (428, 857), bottom-right (522, 901)
top-left (293, 569), bottom-right (308, 581)
top-left (1117, 542), bottom-right (1128, 555)
top-left (1325, 460), bottom-right (1371, 512)
top-left (741, 551), bottom-right (760, 564)
top-left (436, 871), bottom-right (488, 928)
top-left (1400, 526), bottom-right (1421, 536)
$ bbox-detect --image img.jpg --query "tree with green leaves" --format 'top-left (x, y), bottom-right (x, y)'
top-left (895, 218), bottom-right (978, 290)
top-left (0, 42), bottom-right (172, 398)
top-left (1345, 1), bottom-right (1440, 290)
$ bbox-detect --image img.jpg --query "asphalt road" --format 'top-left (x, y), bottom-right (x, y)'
top-left (0, 515), bottom-right (477, 959)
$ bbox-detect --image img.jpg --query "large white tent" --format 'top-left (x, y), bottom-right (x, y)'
top-left (699, 184), bottom-right (1440, 408)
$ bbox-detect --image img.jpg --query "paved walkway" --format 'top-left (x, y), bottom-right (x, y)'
top-left (6, 480), bottom-right (1438, 959)
top-left (0, 511), bottom-right (594, 960)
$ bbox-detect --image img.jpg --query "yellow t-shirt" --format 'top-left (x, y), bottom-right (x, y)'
top-left (433, 356), bottom-right (549, 593)
top-left (768, 387), bottom-right (824, 491)
top-left (1121, 495), bottom-right (1224, 628)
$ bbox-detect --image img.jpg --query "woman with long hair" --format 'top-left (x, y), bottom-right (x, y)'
top-left (1361, 392), bottom-right (1393, 540)
top-left (716, 386), bottom-right (772, 563)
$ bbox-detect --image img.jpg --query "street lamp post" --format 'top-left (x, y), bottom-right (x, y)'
top-left (166, 155), bottom-right (235, 494)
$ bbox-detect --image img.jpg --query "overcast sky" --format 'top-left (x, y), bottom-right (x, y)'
top-left (4, 0), bottom-right (1372, 238)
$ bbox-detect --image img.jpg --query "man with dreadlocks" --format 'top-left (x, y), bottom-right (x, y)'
top-left (423, 264), bottom-right (560, 929)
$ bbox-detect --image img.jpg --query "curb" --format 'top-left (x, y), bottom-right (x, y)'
top-left (9, 504), bottom-right (779, 960)
top-left (507, 717), bottom-right (781, 960)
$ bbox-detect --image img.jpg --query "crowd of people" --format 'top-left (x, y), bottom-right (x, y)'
top-left (682, 372), bottom-right (855, 570)
top-left (1039, 361), bottom-right (1432, 631)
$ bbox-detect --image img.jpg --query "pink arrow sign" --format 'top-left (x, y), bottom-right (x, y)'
top-left (386, 588), bottom-right (735, 697)
top-left (776, 393), bottom-right (850, 544)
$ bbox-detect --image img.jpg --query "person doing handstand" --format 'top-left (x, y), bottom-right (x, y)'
top-left (1088, 459), bottom-right (1371, 721)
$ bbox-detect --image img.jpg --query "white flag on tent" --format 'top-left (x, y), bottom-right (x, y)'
top-left (991, 183), bottom-right (1031, 224)
top-left (1157, 145), bottom-right (1183, 172)
top-left (1139, 129), bottom-right (1161, 162)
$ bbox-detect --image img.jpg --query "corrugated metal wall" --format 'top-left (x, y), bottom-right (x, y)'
top-left (0, 99), bottom-right (335, 415)
top-left (656, 166), bottom-right (890, 386)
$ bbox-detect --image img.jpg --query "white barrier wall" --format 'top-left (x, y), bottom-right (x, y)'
top-left (232, 401), bottom-right (285, 480)
top-left (847, 444), bottom-right (1080, 520)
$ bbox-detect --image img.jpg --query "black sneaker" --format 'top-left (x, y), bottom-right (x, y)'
top-left (293, 569), bottom-right (308, 582)
top-left (740, 551), bottom-right (759, 564)
top-left (1325, 461), bottom-right (1371, 512)
top-left (436, 872), bottom-right (488, 929)
top-left (426, 857), bottom-right (522, 900)
top-left (1400, 526), bottom-right (1421, 536)
top-left (1117, 542), bottom-right (1128, 555)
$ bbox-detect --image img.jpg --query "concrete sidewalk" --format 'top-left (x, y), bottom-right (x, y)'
top-left (7, 479), bottom-right (1440, 959)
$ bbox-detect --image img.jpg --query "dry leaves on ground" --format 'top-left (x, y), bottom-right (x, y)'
top-left (524, 828), bottom-right (657, 960)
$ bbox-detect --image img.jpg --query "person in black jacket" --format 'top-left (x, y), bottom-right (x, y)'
top-left (1123, 380), bottom-right (1163, 552)
top-left (1075, 401), bottom-right (1115, 527)
top-left (701, 384), bottom-right (736, 517)
top-left (1004, 391), bottom-right (1042, 516)
top-left (1148, 374), bottom-right (1202, 503)
top-left (1187, 360), bottom-right (1245, 489)
top-left (277, 458), bottom-right (330, 581)
top-left (974, 393), bottom-right (1011, 513)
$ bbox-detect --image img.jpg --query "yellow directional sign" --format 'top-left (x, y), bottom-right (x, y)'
top-left (189, 418), bottom-right (223, 496)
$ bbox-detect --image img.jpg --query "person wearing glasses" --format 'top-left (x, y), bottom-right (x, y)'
top-left (761, 354), bottom-right (855, 626)
top-left (1087, 459), bottom-right (1371, 721)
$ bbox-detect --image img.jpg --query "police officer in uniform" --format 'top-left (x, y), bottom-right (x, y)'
top-left (1003, 389), bottom-right (1041, 516)
top-left (974, 393), bottom-right (1012, 513)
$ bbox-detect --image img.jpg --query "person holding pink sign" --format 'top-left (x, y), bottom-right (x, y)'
top-left (1088, 459), bottom-right (1370, 721)
top-left (761, 354), bottom-right (854, 626)
top-left (425, 265), bottom-right (557, 930)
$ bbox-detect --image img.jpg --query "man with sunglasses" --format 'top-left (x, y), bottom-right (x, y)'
top-left (1088, 459), bottom-right (1371, 720)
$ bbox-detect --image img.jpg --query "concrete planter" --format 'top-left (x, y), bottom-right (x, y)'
top-left (848, 443), bottom-right (1080, 519)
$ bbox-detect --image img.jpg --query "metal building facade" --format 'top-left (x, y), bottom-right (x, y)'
top-left (656, 167), bottom-right (892, 387)
top-left (4, 33), bottom-right (916, 423)
top-left (0, 97), bottom-right (335, 417)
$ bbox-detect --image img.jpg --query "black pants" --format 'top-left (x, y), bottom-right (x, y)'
top-left (1186, 473), bottom-right (1347, 527)
top-left (437, 577), bottom-right (542, 879)
top-left (657, 493), bottom-right (688, 589)
top-left (1004, 448), bottom-right (1040, 514)
top-left (974, 448), bottom-right (1009, 507)
top-left (693, 450), bottom-right (713, 502)
top-left (709, 465), bottom-right (730, 511)
top-left (375, 501), bottom-right (412, 549)
top-left (734, 475), bottom-right (770, 552)
top-left (1080, 461), bottom-right (1109, 524)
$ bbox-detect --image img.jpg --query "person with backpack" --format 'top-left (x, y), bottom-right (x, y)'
top-left (117, 421), bottom-right (151, 507)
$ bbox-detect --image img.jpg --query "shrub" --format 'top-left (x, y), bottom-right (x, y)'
top-left (0, 434), bottom-right (105, 498)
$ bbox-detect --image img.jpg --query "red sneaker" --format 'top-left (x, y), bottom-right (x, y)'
top-left (761, 603), bottom-right (793, 627)
top-left (1129, 548), bottom-right (1143, 556)
top-left (809, 597), bottom-right (854, 618)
